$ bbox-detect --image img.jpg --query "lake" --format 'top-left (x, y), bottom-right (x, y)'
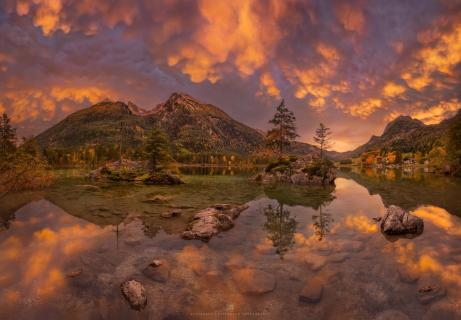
top-left (1, 167), bottom-right (461, 319)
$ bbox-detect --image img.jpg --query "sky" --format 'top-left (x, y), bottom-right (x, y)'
top-left (0, 0), bottom-right (460, 152)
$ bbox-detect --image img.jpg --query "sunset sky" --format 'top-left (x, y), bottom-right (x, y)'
top-left (0, 0), bottom-right (460, 151)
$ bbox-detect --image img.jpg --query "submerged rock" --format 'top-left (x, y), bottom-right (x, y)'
top-left (160, 209), bottom-right (182, 219)
top-left (120, 280), bottom-right (147, 310)
top-left (380, 205), bottom-right (424, 237)
top-left (232, 268), bottom-right (276, 295)
top-left (299, 278), bottom-right (323, 303)
top-left (182, 204), bottom-right (249, 241)
top-left (418, 285), bottom-right (446, 305)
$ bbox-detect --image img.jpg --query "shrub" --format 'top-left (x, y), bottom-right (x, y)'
top-left (265, 156), bottom-right (297, 173)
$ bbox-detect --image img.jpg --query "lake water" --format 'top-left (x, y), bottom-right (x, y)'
top-left (1, 168), bottom-right (461, 319)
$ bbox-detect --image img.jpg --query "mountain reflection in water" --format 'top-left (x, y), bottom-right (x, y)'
top-left (0, 170), bottom-right (460, 319)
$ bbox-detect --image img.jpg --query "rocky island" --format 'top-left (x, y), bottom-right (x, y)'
top-left (88, 159), bottom-right (184, 185)
top-left (255, 155), bottom-right (337, 186)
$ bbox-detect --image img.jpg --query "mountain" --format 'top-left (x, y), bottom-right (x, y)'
top-left (36, 100), bottom-right (152, 149)
top-left (36, 92), bottom-right (318, 157)
top-left (342, 111), bottom-right (461, 158)
top-left (148, 93), bottom-right (264, 154)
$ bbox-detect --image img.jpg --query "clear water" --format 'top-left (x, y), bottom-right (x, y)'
top-left (1, 168), bottom-right (461, 319)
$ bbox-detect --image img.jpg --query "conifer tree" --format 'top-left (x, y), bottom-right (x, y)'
top-left (266, 99), bottom-right (298, 156)
top-left (144, 125), bottom-right (172, 171)
top-left (313, 123), bottom-right (332, 159)
top-left (0, 113), bottom-right (16, 158)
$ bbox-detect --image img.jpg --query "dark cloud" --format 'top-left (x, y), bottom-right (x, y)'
top-left (0, 0), bottom-right (460, 151)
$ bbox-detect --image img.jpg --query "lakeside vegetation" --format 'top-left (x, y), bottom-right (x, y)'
top-left (0, 113), bottom-right (51, 197)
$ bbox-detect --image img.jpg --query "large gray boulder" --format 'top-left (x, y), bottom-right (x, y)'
top-left (182, 204), bottom-right (249, 241)
top-left (380, 205), bottom-right (424, 236)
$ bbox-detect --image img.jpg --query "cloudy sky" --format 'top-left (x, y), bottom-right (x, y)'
top-left (0, 0), bottom-right (460, 151)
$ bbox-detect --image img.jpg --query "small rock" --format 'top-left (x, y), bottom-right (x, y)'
top-left (299, 278), bottom-right (323, 303)
top-left (375, 309), bottom-right (410, 320)
top-left (150, 259), bottom-right (164, 267)
top-left (143, 263), bottom-right (170, 283)
top-left (372, 217), bottom-right (382, 222)
top-left (232, 268), bottom-right (276, 295)
top-left (161, 209), bottom-right (182, 219)
top-left (418, 285), bottom-right (446, 305)
top-left (66, 269), bottom-right (82, 278)
top-left (143, 195), bottom-right (172, 203)
top-left (120, 280), bottom-right (147, 310)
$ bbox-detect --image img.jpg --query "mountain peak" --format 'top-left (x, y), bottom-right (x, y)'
top-left (383, 115), bottom-right (424, 136)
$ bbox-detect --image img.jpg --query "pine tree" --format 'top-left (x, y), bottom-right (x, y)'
top-left (313, 123), bottom-right (332, 159)
top-left (144, 126), bottom-right (172, 171)
top-left (0, 113), bottom-right (16, 158)
top-left (266, 99), bottom-right (298, 156)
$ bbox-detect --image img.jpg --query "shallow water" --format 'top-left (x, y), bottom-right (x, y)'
top-left (1, 168), bottom-right (461, 319)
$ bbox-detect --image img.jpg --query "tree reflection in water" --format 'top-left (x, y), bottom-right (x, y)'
top-left (312, 204), bottom-right (333, 241)
top-left (263, 202), bottom-right (297, 259)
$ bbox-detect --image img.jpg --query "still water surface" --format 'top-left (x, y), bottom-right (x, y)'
top-left (0, 168), bottom-right (461, 319)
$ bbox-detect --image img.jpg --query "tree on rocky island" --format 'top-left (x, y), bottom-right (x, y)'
top-left (0, 113), bottom-right (17, 159)
top-left (144, 125), bottom-right (172, 172)
top-left (266, 99), bottom-right (298, 156)
top-left (313, 123), bottom-right (332, 159)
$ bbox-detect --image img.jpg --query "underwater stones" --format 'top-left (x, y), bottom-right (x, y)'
top-left (374, 309), bottom-right (410, 320)
top-left (66, 268), bottom-right (83, 278)
top-left (299, 278), bottom-right (323, 303)
top-left (304, 254), bottom-right (327, 271)
top-left (418, 285), bottom-right (446, 305)
top-left (398, 266), bottom-right (419, 284)
top-left (182, 204), bottom-right (249, 241)
top-left (232, 268), bottom-right (276, 295)
top-left (120, 280), bottom-right (147, 310)
top-left (143, 195), bottom-right (172, 203)
top-left (380, 205), bottom-right (424, 237)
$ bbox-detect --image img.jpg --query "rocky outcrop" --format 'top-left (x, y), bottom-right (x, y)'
top-left (120, 280), bottom-right (147, 310)
top-left (380, 205), bottom-right (424, 237)
top-left (182, 204), bottom-right (249, 241)
top-left (87, 159), bottom-right (184, 185)
top-left (256, 155), bottom-right (336, 186)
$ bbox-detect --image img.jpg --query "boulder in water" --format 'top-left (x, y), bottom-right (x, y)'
top-left (380, 205), bottom-right (424, 237)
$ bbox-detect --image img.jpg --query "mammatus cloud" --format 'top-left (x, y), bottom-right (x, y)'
top-left (0, 0), bottom-right (460, 151)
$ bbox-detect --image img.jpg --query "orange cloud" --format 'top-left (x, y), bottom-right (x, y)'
top-left (0, 85), bottom-right (115, 123)
top-left (402, 18), bottom-right (461, 91)
top-left (410, 99), bottom-right (460, 125)
top-left (382, 81), bottom-right (406, 98)
top-left (258, 72), bottom-right (280, 98)
top-left (334, 1), bottom-right (365, 34)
